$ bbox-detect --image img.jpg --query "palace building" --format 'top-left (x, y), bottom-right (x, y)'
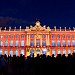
top-left (0, 21), bottom-right (75, 57)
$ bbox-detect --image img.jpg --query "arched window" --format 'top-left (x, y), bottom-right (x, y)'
top-left (0, 49), bottom-right (2, 55)
top-left (10, 49), bottom-right (13, 56)
top-left (21, 34), bottom-right (24, 38)
top-left (72, 40), bottom-right (75, 46)
top-left (72, 35), bottom-right (74, 39)
top-left (58, 49), bottom-right (61, 54)
top-left (5, 40), bottom-right (8, 46)
top-left (52, 49), bottom-right (56, 56)
top-left (57, 40), bottom-right (61, 46)
top-left (42, 40), bottom-right (46, 46)
top-left (63, 49), bottom-right (66, 55)
top-left (16, 40), bottom-right (18, 46)
top-left (4, 50), bottom-right (8, 55)
top-left (52, 40), bottom-right (56, 46)
top-left (30, 35), bottom-right (34, 38)
top-left (36, 40), bottom-right (40, 46)
top-left (62, 40), bottom-right (66, 46)
top-left (62, 34), bottom-right (65, 38)
top-left (30, 40), bottom-right (34, 46)
top-left (20, 49), bottom-right (24, 55)
top-left (68, 49), bottom-right (71, 54)
top-left (14, 50), bottom-right (18, 56)
top-left (68, 40), bottom-right (70, 46)
top-left (21, 40), bottom-right (24, 46)
top-left (10, 40), bottom-right (13, 46)
top-left (42, 34), bottom-right (46, 38)
top-left (16, 34), bottom-right (19, 38)
top-left (52, 34), bottom-right (54, 38)
top-left (68, 35), bottom-right (70, 38)
top-left (57, 35), bottom-right (60, 38)
top-left (10, 35), bottom-right (13, 38)
top-left (0, 40), bottom-right (3, 46)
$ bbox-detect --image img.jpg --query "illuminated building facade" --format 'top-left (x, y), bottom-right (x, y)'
top-left (0, 21), bottom-right (75, 57)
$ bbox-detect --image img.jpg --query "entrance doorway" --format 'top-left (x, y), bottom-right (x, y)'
top-left (30, 50), bottom-right (34, 57)
top-left (36, 50), bottom-right (40, 55)
top-left (42, 48), bottom-right (47, 55)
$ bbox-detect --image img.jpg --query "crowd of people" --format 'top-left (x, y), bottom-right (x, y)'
top-left (0, 53), bottom-right (75, 75)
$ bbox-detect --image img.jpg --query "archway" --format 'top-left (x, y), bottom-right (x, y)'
top-left (30, 50), bottom-right (34, 57)
top-left (36, 50), bottom-right (40, 55)
top-left (20, 49), bottom-right (24, 55)
top-left (42, 48), bottom-right (47, 55)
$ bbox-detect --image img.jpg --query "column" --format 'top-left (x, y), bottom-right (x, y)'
top-left (34, 35), bottom-right (36, 46)
top-left (28, 34), bottom-right (30, 46)
top-left (48, 34), bottom-right (50, 46)
top-left (26, 34), bottom-right (28, 46)
top-left (40, 34), bottom-right (42, 47)
top-left (46, 35), bottom-right (48, 46)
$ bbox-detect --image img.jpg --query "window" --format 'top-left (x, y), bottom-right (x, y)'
top-left (10, 40), bottom-right (13, 46)
top-left (68, 35), bottom-right (70, 38)
top-left (52, 40), bottom-right (56, 46)
top-left (62, 34), bottom-right (65, 38)
top-left (14, 50), bottom-right (18, 56)
top-left (0, 35), bottom-right (3, 38)
top-left (63, 49), bottom-right (66, 55)
top-left (72, 35), bottom-right (74, 39)
top-left (57, 35), bottom-right (60, 38)
top-left (52, 49), bottom-right (56, 56)
top-left (6, 35), bottom-right (8, 38)
top-left (21, 34), bottom-right (24, 38)
top-left (72, 40), bottom-right (75, 46)
top-left (5, 40), bottom-right (8, 46)
top-left (30, 35), bottom-right (34, 38)
top-left (42, 40), bottom-right (46, 46)
top-left (16, 35), bottom-right (19, 38)
top-left (62, 40), bottom-right (66, 46)
top-left (58, 49), bottom-right (61, 54)
top-left (52, 34), bottom-right (54, 38)
top-left (57, 40), bottom-right (61, 46)
top-left (30, 40), bottom-right (34, 46)
top-left (68, 49), bottom-right (71, 54)
top-left (20, 49), bottom-right (24, 55)
top-left (36, 40), bottom-right (40, 46)
top-left (68, 40), bottom-right (70, 46)
top-left (0, 40), bottom-right (3, 46)
top-left (10, 35), bottom-right (13, 38)
top-left (10, 49), bottom-right (13, 56)
top-left (42, 34), bottom-right (46, 38)
top-left (21, 40), bottom-right (24, 46)
top-left (0, 49), bottom-right (2, 55)
top-left (4, 50), bottom-right (8, 55)
top-left (16, 40), bottom-right (18, 46)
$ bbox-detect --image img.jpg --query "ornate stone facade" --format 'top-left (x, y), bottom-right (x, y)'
top-left (0, 21), bottom-right (75, 57)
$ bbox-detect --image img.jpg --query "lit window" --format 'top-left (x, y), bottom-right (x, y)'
top-left (63, 49), bottom-right (66, 55)
top-left (36, 40), bottom-right (40, 46)
top-left (52, 34), bottom-right (54, 38)
top-left (68, 35), bottom-right (70, 38)
top-left (72, 40), bottom-right (75, 46)
top-left (30, 35), bottom-right (34, 38)
top-left (16, 35), bottom-right (19, 38)
top-left (30, 40), bottom-right (34, 46)
top-left (10, 35), bottom-right (13, 38)
top-left (21, 40), bottom-right (24, 46)
top-left (52, 40), bottom-right (56, 46)
top-left (57, 35), bottom-right (60, 38)
top-left (0, 49), bottom-right (2, 55)
top-left (57, 40), bottom-right (61, 46)
top-left (72, 35), bottom-right (74, 39)
top-left (42, 34), bottom-right (46, 38)
top-left (4, 50), bottom-right (8, 55)
top-left (0, 40), bottom-right (3, 46)
top-left (10, 40), bottom-right (13, 46)
top-left (62, 40), bottom-right (66, 46)
top-left (68, 40), bottom-right (70, 46)
top-left (0, 35), bottom-right (3, 38)
top-left (68, 49), bottom-right (71, 54)
top-left (52, 49), bottom-right (56, 56)
top-left (62, 34), bottom-right (65, 38)
top-left (15, 40), bottom-right (18, 46)
top-left (6, 35), bottom-right (8, 38)
top-left (42, 40), bottom-right (46, 46)
top-left (30, 50), bottom-right (34, 57)
top-left (42, 48), bottom-right (47, 55)
top-left (5, 40), bottom-right (8, 46)
top-left (20, 49), bottom-right (24, 55)
top-left (10, 49), bottom-right (13, 56)
top-left (58, 49), bottom-right (61, 54)
top-left (14, 50), bottom-right (18, 56)
top-left (21, 34), bottom-right (24, 38)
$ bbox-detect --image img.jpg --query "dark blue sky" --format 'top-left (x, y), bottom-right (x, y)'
top-left (0, 0), bottom-right (75, 29)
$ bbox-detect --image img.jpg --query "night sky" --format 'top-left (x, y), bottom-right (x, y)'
top-left (0, 0), bottom-right (75, 29)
